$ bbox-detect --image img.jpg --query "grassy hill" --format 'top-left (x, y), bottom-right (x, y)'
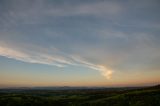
top-left (0, 85), bottom-right (160, 106)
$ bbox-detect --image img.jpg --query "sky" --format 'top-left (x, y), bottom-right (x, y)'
top-left (0, 0), bottom-right (160, 87)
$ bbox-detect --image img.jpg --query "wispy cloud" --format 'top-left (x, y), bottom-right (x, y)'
top-left (47, 1), bottom-right (124, 17)
top-left (71, 56), bottom-right (113, 79)
top-left (0, 45), bottom-right (68, 67)
top-left (0, 0), bottom-right (124, 28)
top-left (0, 45), bottom-right (113, 79)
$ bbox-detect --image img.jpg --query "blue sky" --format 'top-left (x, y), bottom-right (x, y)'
top-left (0, 0), bottom-right (160, 87)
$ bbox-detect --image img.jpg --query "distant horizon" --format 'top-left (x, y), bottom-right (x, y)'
top-left (0, 82), bottom-right (159, 89)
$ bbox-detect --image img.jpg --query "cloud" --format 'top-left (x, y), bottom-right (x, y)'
top-left (0, 45), bottom-right (113, 79)
top-left (0, 45), bottom-right (72, 67)
top-left (96, 29), bottom-right (127, 39)
top-left (71, 56), bottom-right (113, 79)
top-left (0, 0), bottom-right (124, 26)
top-left (47, 1), bottom-right (124, 17)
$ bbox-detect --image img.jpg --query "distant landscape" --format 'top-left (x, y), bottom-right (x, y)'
top-left (0, 85), bottom-right (160, 106)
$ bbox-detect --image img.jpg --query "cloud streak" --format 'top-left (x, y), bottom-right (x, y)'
top-left (0, 46), bottom-right (68, 67)
top-left (71, 56), bottom-right (113, 79)
top-left (0, 45), bottom-right (113, 79)
top-left (46, 1), bottom-right (123, 17)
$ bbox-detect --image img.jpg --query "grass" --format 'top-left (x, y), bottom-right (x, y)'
top-left (0, 85), bottom-right (160, 106)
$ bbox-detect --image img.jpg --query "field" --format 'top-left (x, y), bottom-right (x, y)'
top-left (0, 85), bottom-right (160, 106)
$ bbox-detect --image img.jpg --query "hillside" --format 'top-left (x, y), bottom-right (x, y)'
top-left (0, 85), bottom-right (160, 106)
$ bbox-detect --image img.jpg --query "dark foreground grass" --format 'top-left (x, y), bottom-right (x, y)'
top-left (0, 85), bottom-right (160, 106)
